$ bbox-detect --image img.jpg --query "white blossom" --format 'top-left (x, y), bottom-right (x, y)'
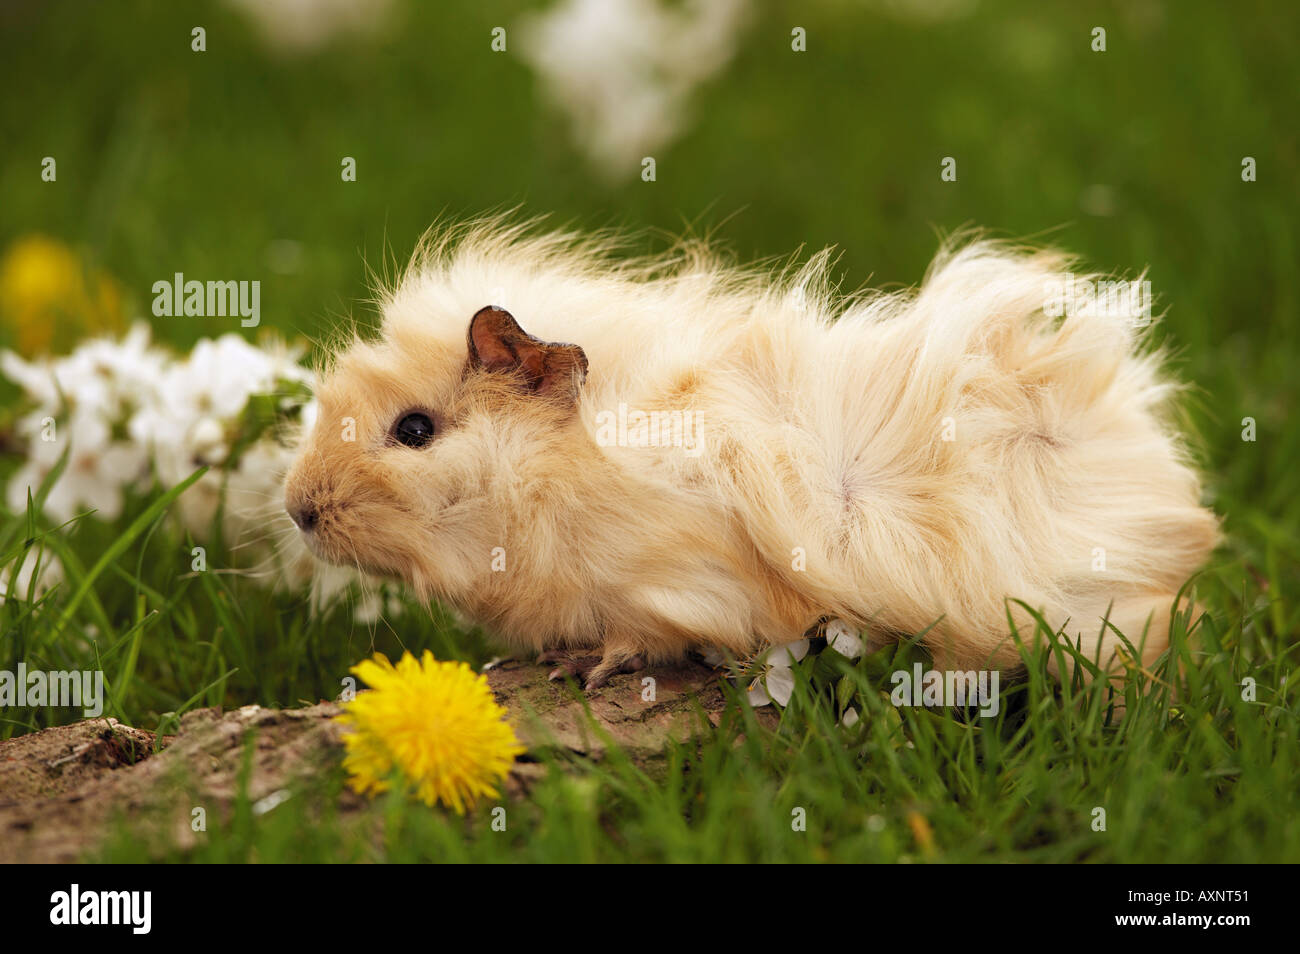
top-left (223, 0), bottom-right (396, 55)
top-left (746, 638), bottom-right (809, 708)
top-left (825, 618), bottom-right (865, 658)
top-left (518, 0), bottom-right (748, 181)
top-left (0, 548), bottom-right (64, 602)
top-left (3, 325), bottom-right (312, 578)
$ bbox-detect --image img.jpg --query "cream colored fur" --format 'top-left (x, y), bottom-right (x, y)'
top-left (284, 220), bottom-right (1219, 687)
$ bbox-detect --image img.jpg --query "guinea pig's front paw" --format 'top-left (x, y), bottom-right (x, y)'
top-left (540, 649), bottom-right (646, 692)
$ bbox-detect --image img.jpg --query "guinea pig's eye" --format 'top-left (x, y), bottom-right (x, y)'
top-left (393, 412), bottom-right (436, 448)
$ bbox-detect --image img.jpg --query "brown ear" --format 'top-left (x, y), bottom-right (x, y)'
top-left (466, 306), bottom-right (588, 400)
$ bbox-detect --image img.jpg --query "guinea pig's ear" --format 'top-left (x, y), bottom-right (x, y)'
top-left (466, 306), bottom-right (589, 401)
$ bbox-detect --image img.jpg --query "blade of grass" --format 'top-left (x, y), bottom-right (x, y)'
top-left (52, 467), bottom-right (206, 639)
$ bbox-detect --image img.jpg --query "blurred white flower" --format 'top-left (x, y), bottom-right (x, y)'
top-left (0, 548), bottom-right (64, 602)
top-left (518, 0), bottom-right (748, 182)
top-left (351, 582), bottom-right (407, 625)
top-left (130, 333), bottom-right (311, 511)
top-left (746, 638), bottom-right (809, 707)
top-left (224, 0), bottom-right (397, 55)
top-left (3, 324), bottom-right (310, 550)
top-left (4, 327), bottom-right (381, 609)
top-left (3, 327), bottom-right (163, 522)
top-left (2, 322), bottom-right (165, 423)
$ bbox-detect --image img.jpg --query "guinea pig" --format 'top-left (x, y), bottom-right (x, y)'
top-left (283, 220), bottom-right (1219, 690)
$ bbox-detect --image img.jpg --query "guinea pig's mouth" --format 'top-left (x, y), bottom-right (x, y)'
top-left (300, 530), bottom-right (399, 579)
top-left (287, 504), bottom-right (361, 563)
top-left (295, 525), bottom-right (332, 562)
top-left (290, 510), bottom-right (410, 581)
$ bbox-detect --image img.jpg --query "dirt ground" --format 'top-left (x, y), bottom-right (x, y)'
top-left (0, 656), bottom-right (763, 862)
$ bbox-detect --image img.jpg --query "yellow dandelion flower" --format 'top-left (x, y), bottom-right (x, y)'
top-left (335, 651), bottom-right (525, 814)
top-left (0, 234), bottom-right (123, 355)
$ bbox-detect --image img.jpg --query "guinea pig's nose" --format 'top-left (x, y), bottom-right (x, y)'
top-left (290, 504), bottom-right (319, 531)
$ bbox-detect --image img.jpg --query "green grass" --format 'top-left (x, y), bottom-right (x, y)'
top-left (73, 568), bottom-right (1300, 863)
top-left (1, 0), bottom-right (1298, 862)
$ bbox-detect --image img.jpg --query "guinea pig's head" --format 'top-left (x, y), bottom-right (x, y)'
top-left (283, 305), bottom-right (590, 599)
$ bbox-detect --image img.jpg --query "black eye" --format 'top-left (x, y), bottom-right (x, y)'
top-left (393, 412), bottom-right (435, 448)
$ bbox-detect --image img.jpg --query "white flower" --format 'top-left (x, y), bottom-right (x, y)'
top-left (1, 351), bottom-right (59, 407)
top-left (189, 416), bottom-right (227, 460)
top-left (0, 548), bottom-right (63, 602)
top-left (6, 409), bottom-right (147, 523)
top-left (223, 0), bottom-right (397, 55)
top-left (1, 324), bottom-right (362, 603)
top-left (351, 583), bottom-right (406, 625)
top-left (139, 333), bottom-right (309, 434)
top-left (3, 323), bottom-right (166, 424)
top-left (3, 323), bottom-right (171, 522)
top-left (298, 396), bottom-right (319, 436)
top-left (746, 638), bottom-right (809, 708)
top-left (124, 332), bottom-right (310, 521)
top-left (518, 0), bottom-right (748, 181)
top-left (825, 618), bottom-right (865, 658)
top-left (3, 325), bottom-right (309, 530)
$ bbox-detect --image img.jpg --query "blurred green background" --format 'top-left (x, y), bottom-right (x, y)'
top-left (1, 0), bottom-right (1297, 547)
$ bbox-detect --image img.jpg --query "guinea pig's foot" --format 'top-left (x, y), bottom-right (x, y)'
top-left (543, 652), bottom-right (601, 684)
top-left (536, 649), bottom-right (575, 666)
top-left (543, 651), bottom-right (646, 692)
top-left (583, 653), bottom-right (646, 691)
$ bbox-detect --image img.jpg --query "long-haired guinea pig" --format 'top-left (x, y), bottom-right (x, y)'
top-left (284, 220), bottom-right (1219, 690)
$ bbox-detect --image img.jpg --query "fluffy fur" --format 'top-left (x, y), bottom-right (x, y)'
top-left (284, 220), bottom-right (1219, 687)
